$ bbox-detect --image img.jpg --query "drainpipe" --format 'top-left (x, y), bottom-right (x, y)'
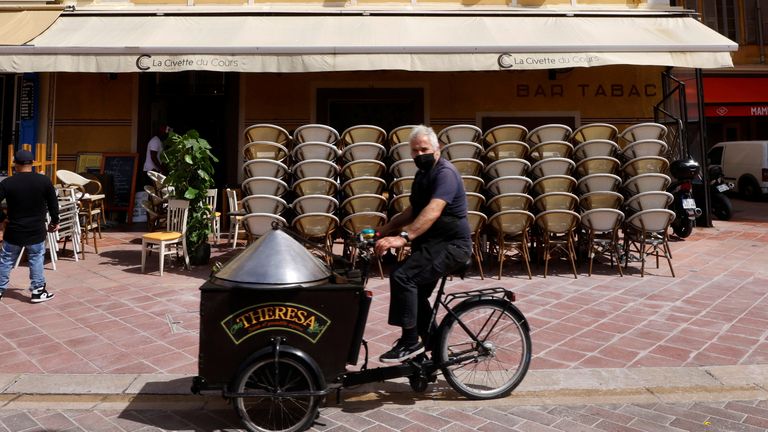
top-left (758, 0), bottom-right (766, 64)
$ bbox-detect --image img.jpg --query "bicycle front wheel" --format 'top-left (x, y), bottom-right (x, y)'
top-left (438, 298), bottom-right (531, 400)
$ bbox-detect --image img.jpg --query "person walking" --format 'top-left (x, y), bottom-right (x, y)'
top-left (0, 150), bottom-right (59, 302)
top-left (374, 125), bottom-right (472, 363)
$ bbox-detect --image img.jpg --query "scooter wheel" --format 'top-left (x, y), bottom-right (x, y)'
top-left (712, 193), bottom-right (733, 221)
top-left (673, 218), bottom-right (694, 238)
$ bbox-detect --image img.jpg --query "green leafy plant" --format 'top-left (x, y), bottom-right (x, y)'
top-left (160, 130), bottom-right (219, 254)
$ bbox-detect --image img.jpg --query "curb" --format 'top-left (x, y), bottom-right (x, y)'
top-left (1, 365), bottom-right (768, 410)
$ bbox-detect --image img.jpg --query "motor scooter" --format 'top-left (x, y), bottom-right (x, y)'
top-left (668, 158), bottom-right (702, 238)
top-left (708, 165), bottom-right (734, 220)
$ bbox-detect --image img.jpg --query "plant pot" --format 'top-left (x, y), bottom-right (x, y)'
top-left (189, 242), bottom-right (211, 266)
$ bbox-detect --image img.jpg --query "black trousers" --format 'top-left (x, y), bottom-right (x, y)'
top-left (388, 238), bottom-right (472, 339)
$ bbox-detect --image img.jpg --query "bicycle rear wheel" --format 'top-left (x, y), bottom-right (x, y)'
top-left (438, 298), bottom-right (531, 399)
top-left (233, 356), bottom-right (321, 432)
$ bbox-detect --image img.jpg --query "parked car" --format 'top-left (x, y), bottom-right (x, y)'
top-left (707, 140), bottom-right (768, 200)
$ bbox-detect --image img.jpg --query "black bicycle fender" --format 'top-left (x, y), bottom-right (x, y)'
top-left (438, 297), bottom-right (531, 335)
top-left (234, 344), bottom-right (327, 391)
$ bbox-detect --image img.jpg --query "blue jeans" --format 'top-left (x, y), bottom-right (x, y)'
top-left (0, 241), bottom-right (46, 293)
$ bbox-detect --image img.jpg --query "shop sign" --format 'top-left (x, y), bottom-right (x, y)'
top-left (221, 303), bottom-right (331, 345)
top-left (136, 54), bottom-right (243, 71)
top-left (498, 53), bottom-right (603, 69)
top-left (705, 105), bottom-right (768, 117)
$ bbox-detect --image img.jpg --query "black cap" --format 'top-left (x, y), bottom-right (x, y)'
top-left (14, 150), bottom-right (34, 165)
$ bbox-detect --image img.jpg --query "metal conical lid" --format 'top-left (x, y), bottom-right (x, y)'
top-left (212, 229), bottom-right (331, 288)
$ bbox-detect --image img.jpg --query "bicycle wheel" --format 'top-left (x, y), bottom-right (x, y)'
top-left (233, 355), bottom-right (321, 432)
top-left (438, 298), bottom-right (531, 400)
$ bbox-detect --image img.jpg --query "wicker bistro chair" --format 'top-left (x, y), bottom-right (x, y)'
top-left (242, 195), bottom-right (288, 215)
top-left (388, 125), bottom-right (418, 146)
top-left (575, 156), bottom-right (621, 177)
top-left (389, 143), bottom-right (413, 162)
top-left (484, 141), bottom-right (530, 162)
top-left (437, 124), bottom-right (482, 146)
top-left (529, 141), bottom-right (574, 161)
top-left (242, 177), bottom-right (288, 197)
top-left (526, 124), bottom-right (573, 145)
top-left (530, 158), bottom-right (575, 178)
top-left (292, 159), bottom-right (339, 179)
top-left (341, 194), bottom-right (387, 214)
top-left (576, 174), bottom-right (623, 194)
top-left (467, 210), bottom-right (488, 279)
top-left (390, 194), bottom-right (411, 213)
top-left (487, 176), bottom-right (533, 196)
top-left (621, 156), bottom-right (670, 177)
top-left (341, 211), bottom-right (387, 279)
top-left (483, 124), bottom-right (529, 147)
top-left (625, 191), bottom-right (674, 213)
top-left (581, 208), bottom-right (625, 276)
top-left (620, 139), bottom-right (669, 160)
top-left (341, 142), bottom-right (387, 163)
top-left (466, 192), bottom-right (486, 212)
top-left (243, 159), bottom-right (289, 180)
top-left (622, 209), bottom-right (676, 277)
top-left (622, 174), bottom-right (672, 196)
top-left (341, 159), bottom-right (386, 180)
top-left (390, 176), bottom-right (415, 196)
top-left (243, 124), bottom-right (291, 148)
top-left (461, 176), bottom-right (485, 194)
top-left (292, 177), bottom-right (339, 197)
top-left (292, 195), bottom-right (339, 215)
top-left (579, 191), bottom-right (625, 211)
top-left (450, 158), bottom-right (484, 177)
top-left (484, 158), bottom-right (531, 178)
top-left (573, 139), bottom-right (621, 160)
top-left (391, 159), bottom-right (418, 178)
top-left (533, 192), bottom-right (579, 212)
top-left (488, 210), bottom-right (534, 280)
top-left (531, 175), bottom-right (576, 196)
top-left (294, 124), bottom-right (339, 145)
top-left (341, 176), bottom-right (387, 197)
top-left (488, 193), bottom-right (533, 213)
top-left (243, 141), bottom-right (289, 162)
top-left (292, 142), bottom-right (339, 162)
top-left (341, 125), bottom-right (387, 148)
top-left (292, 212), bottom-right (340, 264)
top-left (242, 213), bottom-right (288, 244)
top-left (618, 122), bottom-right (667, 146)
top-left (441, 142), bottom-right (484, 160)
top-left (226, 188), bottom-right (245, 249)
top-left (570, 123), bottom-right (618, 144)
top-left (534, 210), bottom-right (581, 279)
top-left (141, 199), bottom-right (189, 276)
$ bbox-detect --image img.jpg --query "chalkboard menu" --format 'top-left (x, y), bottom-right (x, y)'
top-left (100, 153), bottom-right (139, 223)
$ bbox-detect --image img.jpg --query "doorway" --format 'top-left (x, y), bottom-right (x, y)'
top-left (316, 88), bottom-right (424, 134)
top-left (138, 72), bottom-right (239, 187)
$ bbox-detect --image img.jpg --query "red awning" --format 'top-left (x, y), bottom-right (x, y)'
top-left (705, 105), bottom-right (768, 117)
top-left (704, 77), bottom-right (768, 104)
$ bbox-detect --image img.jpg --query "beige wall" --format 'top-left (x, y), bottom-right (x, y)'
top-left (53, 73), bottom-right (135, 171)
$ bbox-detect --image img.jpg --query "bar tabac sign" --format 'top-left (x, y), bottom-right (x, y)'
top-left (221, 303), bottom-right (331, 345)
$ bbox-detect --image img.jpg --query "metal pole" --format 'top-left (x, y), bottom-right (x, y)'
top-left (758, 0), bottom-right (766, 64)
top-left (696, 68), bottom-right (712, 228)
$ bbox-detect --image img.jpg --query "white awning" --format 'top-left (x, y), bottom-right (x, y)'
top-left (0, 9), bottom-right (61, 46)
top-left (0, 14), bottom-right (737, 73)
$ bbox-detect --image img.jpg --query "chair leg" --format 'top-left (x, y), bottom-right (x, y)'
top-left (543, 235), bottom-right (550, 278)
top-left (568, 232), bottom-right (578, 279)
top-left (663, 234), bottom-right (675, 277)
top-left (232, 223), bottom-right (240, 249)
top-left (613, 231), bottom-right (623, 277)
top-left (158, 241), bottom-right (165, 276)
top-left (141, 240), bottom-right (147, 273)
top-left (182, 239), bottom-right (190, 270)
top-left (14, 247), bottom-right (25, 269)
top-left (639, 233), bottom-right (646, 277)
top-left (588, 233), bottom-right (594, 277)
top-left (497, 234), bottom-right (504, 280)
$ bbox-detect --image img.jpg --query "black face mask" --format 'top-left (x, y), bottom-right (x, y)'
top-left (414, 153), bottom-right (436, 171)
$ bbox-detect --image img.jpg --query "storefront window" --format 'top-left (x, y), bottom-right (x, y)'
top-left (743, 0), bottom-right (768, 44)
top-left (702, 0), bottom-right (739, 41)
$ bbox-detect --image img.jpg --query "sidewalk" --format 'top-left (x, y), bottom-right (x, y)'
top-left (0, 198), bottom-right (767, 406)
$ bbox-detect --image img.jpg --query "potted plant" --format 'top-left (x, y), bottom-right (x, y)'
top-left (161, 129), bottom-right (219, 265)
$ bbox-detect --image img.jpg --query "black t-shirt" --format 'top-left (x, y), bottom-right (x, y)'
top-left (409, 157), bottom-right (471, 245)
top-left (0, 172), bottom-right (59, 246)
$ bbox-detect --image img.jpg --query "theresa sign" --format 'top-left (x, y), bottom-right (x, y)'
top-left (221, 303), bottom-right (331, 345)
top-left (136, 54), bottom-right (243, 71)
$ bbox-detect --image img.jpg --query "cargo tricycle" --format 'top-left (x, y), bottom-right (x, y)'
top-left (192, 227), bottom-right (531, 432)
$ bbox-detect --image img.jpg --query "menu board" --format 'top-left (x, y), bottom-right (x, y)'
top-left (100, 153), bottom-right (139, 223)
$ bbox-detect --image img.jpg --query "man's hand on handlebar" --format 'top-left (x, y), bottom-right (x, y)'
top-left (374, 236), bottom-right (407, 256)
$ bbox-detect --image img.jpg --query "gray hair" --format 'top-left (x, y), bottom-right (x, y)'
top-left (408, 125), bottom-right (439, 151)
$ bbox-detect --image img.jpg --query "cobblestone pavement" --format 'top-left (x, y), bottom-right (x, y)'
top-left (3, 399), bottom-right (768, 431)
